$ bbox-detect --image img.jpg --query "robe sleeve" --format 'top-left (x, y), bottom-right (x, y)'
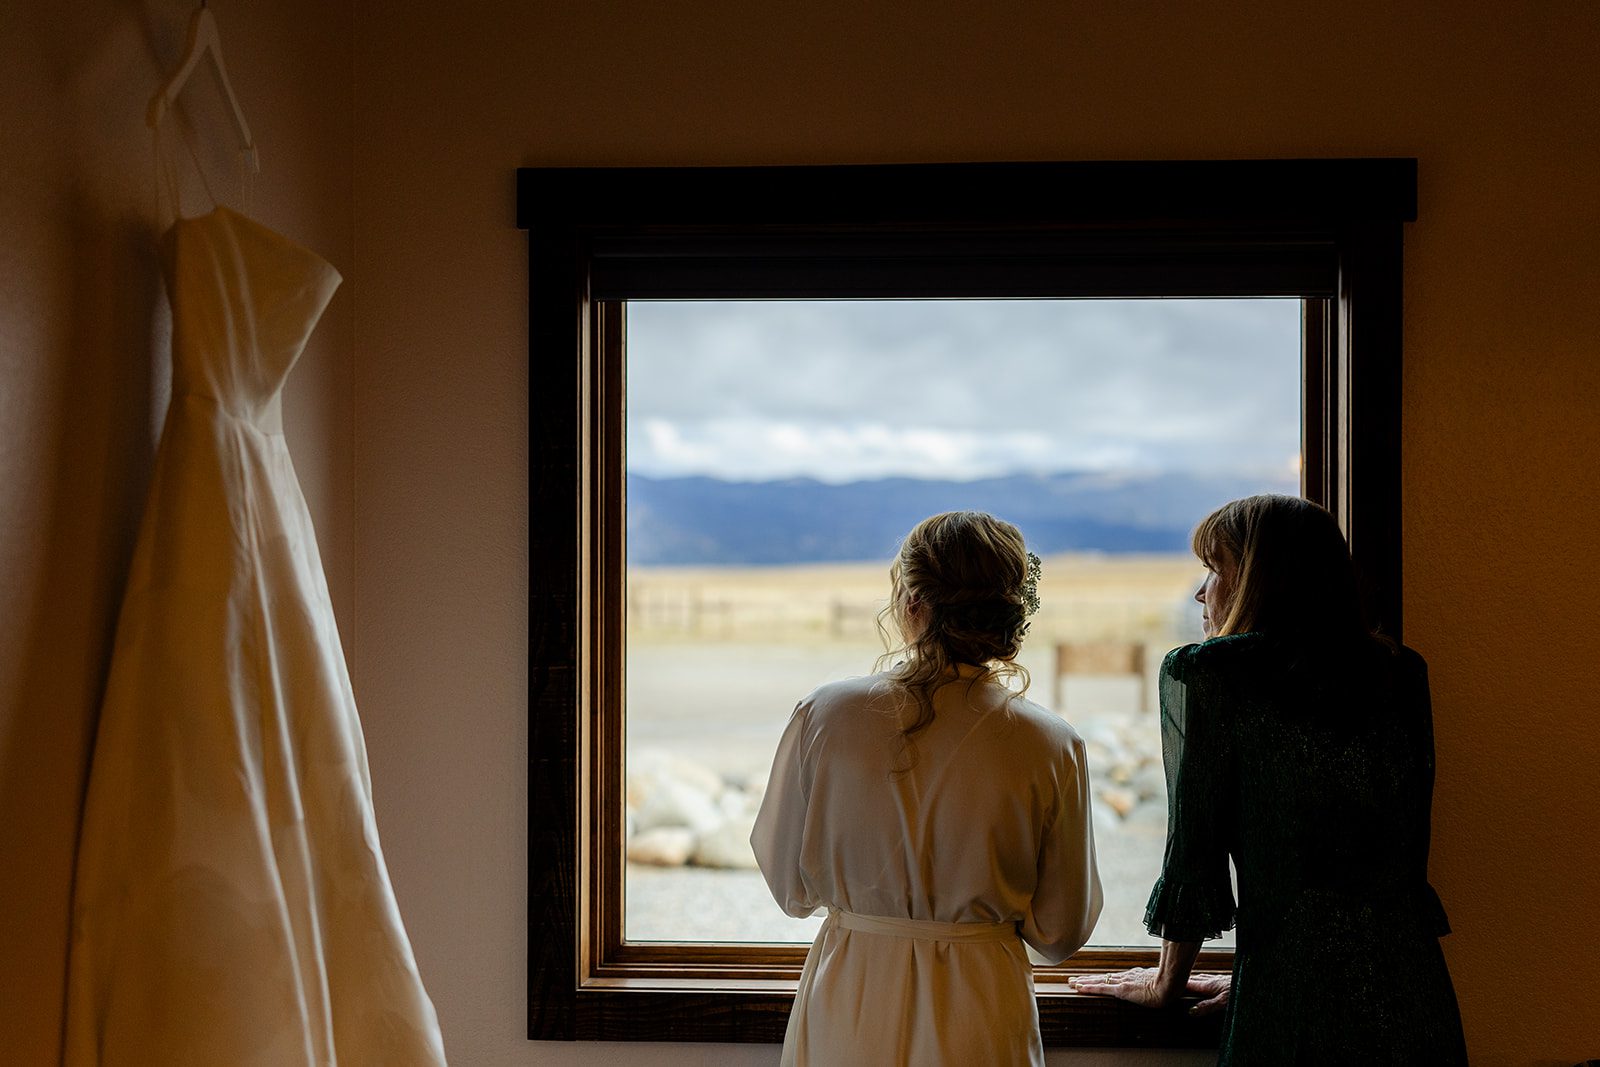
top-left (750, 703), bottom-right (821, 918)
top-left (1021, 733), bottom-right (1103, 964)
top-left (1143, 646), bottom-right (1238, 942)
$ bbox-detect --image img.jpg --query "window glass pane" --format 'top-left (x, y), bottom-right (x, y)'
top-left (624, 299), bottom-right (1299, 946)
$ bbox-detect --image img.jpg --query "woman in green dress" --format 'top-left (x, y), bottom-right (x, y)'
top-left (1071, 494), bottom-right (1467, 1064)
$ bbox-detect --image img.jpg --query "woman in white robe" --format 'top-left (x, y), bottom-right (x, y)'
top-left (752, 511), bottom-right (1103, 1067)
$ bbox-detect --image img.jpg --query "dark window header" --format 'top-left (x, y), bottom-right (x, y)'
top-left (517, 158), bottom-right (1418, 231)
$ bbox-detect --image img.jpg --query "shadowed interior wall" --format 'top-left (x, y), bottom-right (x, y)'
top-left (0, 1), bottom-right (351, 1061)
top-left (3, 2), bottom-right (1594, 1065)
top-left (350, 2), bottom-right (1598, 1065)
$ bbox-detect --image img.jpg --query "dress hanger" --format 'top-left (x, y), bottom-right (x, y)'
top-left (146, 2), bottom-right (260, 173)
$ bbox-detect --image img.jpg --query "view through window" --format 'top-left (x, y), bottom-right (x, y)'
top-left (623, 298), bottom-right (1300, 948)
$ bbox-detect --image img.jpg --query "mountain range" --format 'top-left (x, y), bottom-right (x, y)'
top-left (627, 470), bottom-right (1298, 566)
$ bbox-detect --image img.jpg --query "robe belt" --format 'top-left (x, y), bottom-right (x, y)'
top-left (828, 908), bottom-right (1019, 943)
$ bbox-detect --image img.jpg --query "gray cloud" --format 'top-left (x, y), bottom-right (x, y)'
top-left (626, 299), bottom-right (1301, 481)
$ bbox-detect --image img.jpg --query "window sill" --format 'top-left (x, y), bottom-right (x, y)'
top-left (557, 984), bottom-right (1225, 1046)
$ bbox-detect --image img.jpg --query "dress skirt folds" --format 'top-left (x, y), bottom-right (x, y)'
top-left (64, 205), bottom-right (446, 1065)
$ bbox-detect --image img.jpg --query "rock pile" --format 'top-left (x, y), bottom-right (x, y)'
top-left (1076, 712), bottom-right (1168, 834)
top-left (627, 750), bottom-right (766, 869)
top-left (627, 713), bottom-right (1169, 872)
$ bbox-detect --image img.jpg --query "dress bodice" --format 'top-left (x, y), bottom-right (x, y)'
top-left (162, 205), bottom-right (341, 426)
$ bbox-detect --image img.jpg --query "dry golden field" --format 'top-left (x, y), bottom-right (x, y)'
top-left (622, 553), bottom-right (1233, 949)
top-left (627, 552), bottom-right (1205, 651)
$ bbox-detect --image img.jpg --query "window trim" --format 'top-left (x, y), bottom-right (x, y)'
top-left (521, 159), bottom-right (1415, 1046)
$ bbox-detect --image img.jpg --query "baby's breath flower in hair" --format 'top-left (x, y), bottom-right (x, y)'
top-left (1021, 551), bottom-right (1042, 617)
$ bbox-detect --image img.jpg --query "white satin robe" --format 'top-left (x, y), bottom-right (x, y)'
top-left (752, 669), bottom-right (1103, 1066)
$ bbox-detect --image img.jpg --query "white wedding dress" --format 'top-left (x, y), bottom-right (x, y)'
top-left (65, 156), bottom-right (446, 1065)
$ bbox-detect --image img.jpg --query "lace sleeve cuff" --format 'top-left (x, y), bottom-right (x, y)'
top-left (1143, 873), bottom-right (1237, 943)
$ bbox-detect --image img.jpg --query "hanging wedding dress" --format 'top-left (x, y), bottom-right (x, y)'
top-left (64, 134), bottom-right (446, 1065)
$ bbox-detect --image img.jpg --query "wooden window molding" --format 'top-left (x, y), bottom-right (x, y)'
top-left (521, 159), bottom-right (1416, 1046)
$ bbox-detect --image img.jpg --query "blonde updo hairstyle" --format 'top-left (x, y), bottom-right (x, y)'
top-left (877, 511), bottom-right (1034, 744)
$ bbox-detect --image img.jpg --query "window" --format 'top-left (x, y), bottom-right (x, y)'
top-left (622, 296), bottom-right (1302, 950)
top-left (521, 159), bottom-right (1414, 1045)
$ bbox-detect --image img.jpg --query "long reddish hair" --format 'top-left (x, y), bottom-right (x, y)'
top-left (1193, 494), bottom-right (1378, 645)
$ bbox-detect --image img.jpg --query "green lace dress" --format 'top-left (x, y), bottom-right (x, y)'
top-left (1144, 633), bottom-right (1468, 1065)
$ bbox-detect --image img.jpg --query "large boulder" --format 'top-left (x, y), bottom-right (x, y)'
top-left (718, 789), bottom-right (751, 819)
top-left (1098, 785), bottom-right (1139, 819)
top-left (633, 775), bottom-right (724, 835)
top-left (692, 814), bottom-right (761, 870)
top-left (628, 750), bottom-right (725, 807)
top-left (1090, 798), bottom-right (1123, 836)
top-left (1130, 763), bottom-right (1167, 802)
top-left (627, 827), bottom-right (696, 867)
top-left (1124, 798), bottom-right (1170, 835)
top-left (629, 749), bottom-right (727, 835)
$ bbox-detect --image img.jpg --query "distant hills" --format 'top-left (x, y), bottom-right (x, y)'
top-left (627, 470), bottom-right (1298, 566)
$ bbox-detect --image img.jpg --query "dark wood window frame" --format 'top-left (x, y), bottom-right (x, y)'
top-left (520, 159), bottom-right (1416, 1046)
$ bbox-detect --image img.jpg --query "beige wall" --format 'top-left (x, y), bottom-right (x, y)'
top-left (0, 0), bottom-right (351, 1061)
top-left (4, 0), bottom-right (1597, 1064)
top-left (350, 2), bottom-right (1598, 1065)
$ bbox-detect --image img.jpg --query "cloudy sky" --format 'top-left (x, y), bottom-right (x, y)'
top-left (626, 299), bottom-right (1301, 483)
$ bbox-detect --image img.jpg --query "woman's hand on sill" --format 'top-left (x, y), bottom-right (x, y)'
top-left (1068, 968), bottom-right (1231, 1016)
top-left (1182, 972), bottom-right (1231, 1017)
top-left (1068, 967), bottom-right (1181, 1008)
